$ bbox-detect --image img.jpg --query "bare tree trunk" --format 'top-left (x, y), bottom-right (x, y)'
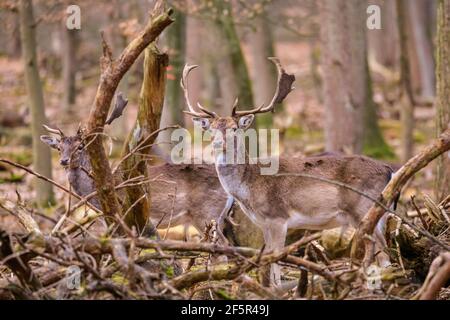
top-left (6, 11), bottom-right (21, 57)
top-left (397, 0), bottom-right (415, 163)
top-left (248, 12), bottom-right (277, 127)
top-left (158, 8), bottom-right (186, 154)
top-left (408, 0), bottom-right (435, 99)
top-left (321, 0), bottom-right (366, 154)
top-left (368, 0), bottom-right (399, 68)
top-left (363, 59), bottom-right (395, 159)
top-left (120, 44), bottom-right (168, 232)
top-left (61, 23), bottom-right (78, 112)
top-left (19, 0), bottom-right (54, 206)
top-left (212, 0), bottom-right (253, 112)
top-left (435, 0), bottom-right (450, 201)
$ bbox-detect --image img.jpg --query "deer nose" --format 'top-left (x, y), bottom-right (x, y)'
top-left (60, 159), bottom-right (69, 166)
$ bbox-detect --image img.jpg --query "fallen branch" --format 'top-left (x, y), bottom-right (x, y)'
top-left (352, 128), bottom-right (450, 266)
top-left (415, 252), bottom-right (450, 300)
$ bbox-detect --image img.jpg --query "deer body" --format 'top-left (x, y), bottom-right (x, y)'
top-left (40, 128), bottom-right (231, 239)
top-left (217, 155), bottom-right (392, 231)
top-left (180, 58), bottom-right (393, 286)
top-left (147, 163), bottom-right (230, 232)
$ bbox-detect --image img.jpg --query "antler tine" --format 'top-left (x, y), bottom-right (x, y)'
top-left (197, 102), bottom-right (218, 118)
top-left (181, 64), bottom-right (216, 118)
top-left (42, 124), bottom-right (64, 137)
top-left (234, 57), bottom-right (295, 117)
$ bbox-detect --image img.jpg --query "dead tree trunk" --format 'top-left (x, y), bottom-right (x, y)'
top-left (321, 0), bottom-right (366, 154)
top-left (19, 0), bottom-right (54, 206)
top-left (435, 0), bottom-right (450, 201)
top-left (85, 9), bottom-right (173, 223)
top-left (119, 44), bottom-right (168, 232)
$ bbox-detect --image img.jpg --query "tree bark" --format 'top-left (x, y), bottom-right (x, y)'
top-left (119, 44), bottom-right (168, 232)
top-left (320, 0), bottom-right (366, 154)
top-left (19, 0), bottom-right (54, 206)
top-left (435, 0), bottom-right (450, 201)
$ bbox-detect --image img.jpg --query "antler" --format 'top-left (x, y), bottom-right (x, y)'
top-left (181, 64), bottom-right (217, 118)
top-left (232, 57), bottom-right (295, 117)
top-left (42, 124), bottom-right (64, 137)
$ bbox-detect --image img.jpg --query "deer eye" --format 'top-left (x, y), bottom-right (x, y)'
top-left (77, 144), bottom-right (84, 150)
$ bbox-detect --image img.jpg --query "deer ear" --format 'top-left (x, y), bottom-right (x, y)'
top-left (238, 114), bottom-right (254, 129)
top-left (192, 117), bottom-right (210, 130)
top-left (40, 135), bottom-right (59, 149)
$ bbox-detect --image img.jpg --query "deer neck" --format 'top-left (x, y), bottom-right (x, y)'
top-left (213, 147), bottom-right (252, 201)
top-left (65, 152), bottom-right (100, 209)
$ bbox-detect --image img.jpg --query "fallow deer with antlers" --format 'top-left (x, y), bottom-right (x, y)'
top-left (181, 58), bottom-right (394, 286)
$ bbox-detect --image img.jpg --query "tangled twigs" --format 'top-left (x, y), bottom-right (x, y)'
top-left (0, 225), bottom-right (325, 297)
top-left (415, 252), bottom-right (450, 300)
top-left (170, 233), bottom-right (342, 291)
top-left (0, 158), bottom-right (101, 214)
top-left (352, 128), bottom-right (450, 266)
top-left (0, 231), bottom-right (43, 295)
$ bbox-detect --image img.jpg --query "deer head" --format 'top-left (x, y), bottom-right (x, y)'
top-left (181, 58), bottom-right (295, 156)
top-left (40, 125), bottom-right (86, 168)
top-left (39, 93), bottom-right (128, 168)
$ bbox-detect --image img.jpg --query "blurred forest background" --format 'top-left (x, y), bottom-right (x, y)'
top-left (0, 0), bottom-right (448, 300)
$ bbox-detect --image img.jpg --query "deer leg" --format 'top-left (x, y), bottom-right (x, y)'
top-left (260, 220), bottom-right (287, 287)
top-left (374, 213), bottom-right (391, 268)
top-left (183, 224), bottom-right (190, 242)
top-left (216, 196), bottom-right (234, 245)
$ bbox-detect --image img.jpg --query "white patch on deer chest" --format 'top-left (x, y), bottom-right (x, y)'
top-left (217, 172), bottom-right (249, 200)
